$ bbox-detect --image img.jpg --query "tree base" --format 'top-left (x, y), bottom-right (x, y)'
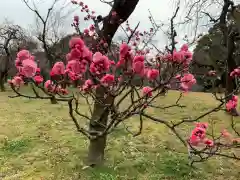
top-left (0, 87), bottom-right (5, 92)
top-left (0, 79), bottom-right (5, 92)
top-left (50, 97), bottom-right (58, 104)
top-left (86, 137), bottom-right (106, 167)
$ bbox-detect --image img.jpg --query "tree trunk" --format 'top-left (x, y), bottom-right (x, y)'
top-left (87, 86), bottom-right (114, 166)
top-left (85, 0), bottom-right (139, 166)
top-left (50, 96), bottom-right (58, 104)
top-left (0, 73), bottom-right (5, 92)
top-left (225, 30), bottom-right (239, 116)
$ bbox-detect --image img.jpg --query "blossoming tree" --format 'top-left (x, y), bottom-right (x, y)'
top-left (8, 0), bottom-right (240, 167)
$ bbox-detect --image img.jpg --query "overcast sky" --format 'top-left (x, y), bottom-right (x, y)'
top-left (0, 0), bottom-right (215, 50)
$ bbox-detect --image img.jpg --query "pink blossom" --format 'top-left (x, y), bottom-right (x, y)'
top-left (208, 70), bottom-right (216, 76)
top-left (84, 28), bottom-right (89, 35)
top-left (133, 56), bottom-right (145, 75)
top-left (112, 11), bottom-right (117, 17)
top-left (79, 1), bottom-right (84, 6)
top-left (51, 62), bottom-right (65, 76)
top-left (90, 52), bottom-right (110, 75)
top-left (226, 100), bottom-right (236, 111)
top-left (221, 129), bottom-right (232, 138)
top-left (142, 86), bottom-right (153, 97)
top-left (89, 24), bottom-right (95, 31)
top-left (189, 127), bottom-right (206, 146)
top-left (44, 80), bottom-right (53, 91)
top-left (120, 43), bottom-right (129, 58)
top-left (17, 50), bottom-right (31, 61)
top-left (69, 48), bottom-right (82, 60)
top-left (189, 134), bottom-right (201, 146)
top-left (9, 76), bottom-right (24, 87)
top-left (82, 47), bottom-right (93, 63)
top-left (183, 51), bottom-right (193, 62)
top-left (172, 51), bottom-right (184, 62)
top-left (232, 95), bottom-right (238, 102)
top-left (226, 95), bottom-right (238, 111)
top-left (68, 71), bottom-right (79, 81)
top-left (22, 59), bottom-right (37, 78)
top-left (59, 88), bottom-right (68, 95)
top-left (34, 75), bottom-right (43, 85)
top-left (74, 15), bottom-right (79, 22)
top-left (180, 73), bottom-right (196, 91)
top-left (15, 59), bottom-right (22, 67)
top-left (66, 53), bottom-right (71, 62)
top-left (175, 74), bottom-right (181, 80)
top-left (100, 74), bottom-right (115, 86)
top-left (230, 67), bottom-right (240, 77)
top-left (204, 139), bottom-right (214, 147)
top-left (189, 122), bottom-right (215, 147)
top-left (180, 44), bottom-right (188, 52)
top-left (81, 79), bottom-right (93, 92)
top-left (66, 60), bottom-right (86, 80)
top-left (69, 37), bottom-right (84, 50)
top-left (133, 61), bottom-right (144, 75)
top-left (147, 69), bottom-right (159, 80)
top-left (36, 68), bottom-right (41, 73)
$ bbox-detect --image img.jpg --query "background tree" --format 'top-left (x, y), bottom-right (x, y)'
top-left (0, 22), bottom-right (31, 91)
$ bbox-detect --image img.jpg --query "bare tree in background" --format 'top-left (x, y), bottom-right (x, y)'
top-left (22, 0), bottom-right (73, 70)
top-left (181, 0), bottom-right (240, 115)
top-left (0, 23), bottom-right (27, 91)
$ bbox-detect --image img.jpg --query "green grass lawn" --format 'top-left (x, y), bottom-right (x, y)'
top-left (0, 88), bottom-right (240, 180)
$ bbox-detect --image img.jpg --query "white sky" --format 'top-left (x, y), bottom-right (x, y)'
top-left (0, 0), bottom-right (223, 50)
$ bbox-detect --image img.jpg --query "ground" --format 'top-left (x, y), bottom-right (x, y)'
top-left (0, 88), bottom-right (240, 180)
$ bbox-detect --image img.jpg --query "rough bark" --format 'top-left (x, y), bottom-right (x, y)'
top-left (102, 0), bottom-right (139, 45)
top-left (218, 0), bottom-right (239, 115)
top-left (0, 72), bottom-right (6, 92)
top-left (87, 87), bottom-right (114, 166)
top-left (86, 0), bottom-right (139, 166)
top-left (225, 30), bottom-right (239, 116)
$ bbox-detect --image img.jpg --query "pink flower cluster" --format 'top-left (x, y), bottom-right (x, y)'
top-left (221, 129), bottom-right (240, 143)
top-left (81, 79), bottom-right (93, 92)
top-left (50, 62), bottom-right (65, 77)
top-left (142, 86), bottom-right (153, 97)
top-left (230, 67), bottom-right (240, 77)
top-left (44, 80), bottom-right (68, 95)
top-left (83, 24), bottom-right (95, 36)
top-left (90, 52), bottom-right (112, 75)
top-left (65, 37), bottom-right (93, 80)
top-left (100, 74), bottom-right (115, 87)
top-left (9, 50), bottom-right (43, 86)
top-left (10, 35), bottom-right (196, 99)
top-left (189, 122), bottom-right (214, 147)
top-left (180, 73), bottom-right (196, 91)
top-left (117, 43), bottom-right (160, 81)
top-left (15, 50), bottom-right (37, 78)
top-left (8, 76), bottom-right (24, 87)
top-left (226, 95), bottom-right (238, 111)
top-left (164, 44), bottom-right (192, 65)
